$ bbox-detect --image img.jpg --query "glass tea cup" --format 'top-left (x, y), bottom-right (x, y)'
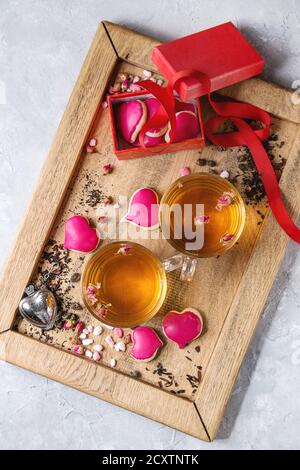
top-left (81, 241), bottom-right (183, 328)
top-left (159, 173), bottom-right (246, 281)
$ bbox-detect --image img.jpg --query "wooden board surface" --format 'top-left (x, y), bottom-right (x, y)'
top-left (1, 21), bottom-right (300, 442)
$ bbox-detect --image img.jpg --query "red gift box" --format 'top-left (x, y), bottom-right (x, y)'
top-left (108, 89), bottom-right (204, 160)
top-left (152, 22), bottom-right (264, 101)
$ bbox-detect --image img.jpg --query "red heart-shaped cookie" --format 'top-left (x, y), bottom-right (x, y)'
top-left (162, 307), bottom-right (203, 349)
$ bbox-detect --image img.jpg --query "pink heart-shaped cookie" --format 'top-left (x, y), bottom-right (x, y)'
top-left (162, 307), bottom-right (203, 349)
top-left (131, 326), bottom-right (163, 362)
top-left (64, 215), bottom-right (100, 253)
top-left (132, 98), bottom-right (167, 147)
top-left (165, 110), bottom-right (199, 143)
top-left (121, 187), bottom-right (159, 230)
top-left (117, 99), bottom-right (147, 144)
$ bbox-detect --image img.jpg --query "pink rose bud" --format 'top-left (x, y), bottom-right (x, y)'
top-left (194, 215), bottom-right (210, 225)
top-left (128, 83), bottom-right (143, 92)
top-left (75, 321), bottom-right (85, 336)
top-left (117, 244), bottom-right (132, 256)
top-left (89, 138), bottom-right (97, 147)
top-left (103, 163), bottom-right (113, 175)
top-left (179, 166), bottom-right (191, 177)
top-left (72, 345), bottom-right (84, 355)
top-left (121, 79), bottom-right (130, 90)
top-left (63, 319), bottom-right (74, 330)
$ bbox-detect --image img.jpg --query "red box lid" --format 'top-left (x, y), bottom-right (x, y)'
top-left (152, 22), bottom-right (264, 101)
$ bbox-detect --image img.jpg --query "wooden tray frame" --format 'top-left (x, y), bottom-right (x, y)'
top-left (1, 21), bottom-right (300, 442)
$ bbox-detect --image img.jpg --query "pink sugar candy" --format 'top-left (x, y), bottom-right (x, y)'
top-left (114, 327), bottom-right (123, 338)
top-left (93, 351), bottom-right (101, 362)
top-left (105, 335), bottom-right (115, 348)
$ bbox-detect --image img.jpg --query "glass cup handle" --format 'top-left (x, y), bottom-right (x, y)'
top-left (180, 256), bottom-right (197, 282)
top-left (162, 254), bottom-right (197, 282)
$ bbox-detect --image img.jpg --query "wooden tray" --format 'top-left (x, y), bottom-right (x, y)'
top-left (1, 22), bottom-right (300, 442)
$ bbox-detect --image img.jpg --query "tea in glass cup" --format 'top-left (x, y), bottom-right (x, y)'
top-left (81, 241), bottom-right (181, 327)
top-left (160, 173), bottom-right (246, 279)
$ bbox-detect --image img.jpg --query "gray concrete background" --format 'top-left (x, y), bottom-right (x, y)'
top-left (0, 0), bottom-right (300, 450)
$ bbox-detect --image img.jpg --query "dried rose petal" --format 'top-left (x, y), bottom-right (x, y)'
top-left (117, 244), bottom-right (132, 255)
top-left (87, 295), bottom-right (97, 305)
top-left (194, 215), bottom-right (210, 225)
top-left (114, 327), bottom-right (123, 338)
top-left (220, 233), bottom-right (234, 244)
top-left (102, 101), bottom-right (108, 109)
top-left (103, 163), bottom-right (113, 175)
top-left (216, 191), bottom-right (235, 210)
top-left (87, 284), bottom-right (97, 295)
top-left (95, 305), bottom-right (107, 318)
top-left (63, 319), bottom-right (74, 330)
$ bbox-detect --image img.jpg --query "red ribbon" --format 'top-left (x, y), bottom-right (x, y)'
top-left (139, 70), bottom-right (300, 243)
